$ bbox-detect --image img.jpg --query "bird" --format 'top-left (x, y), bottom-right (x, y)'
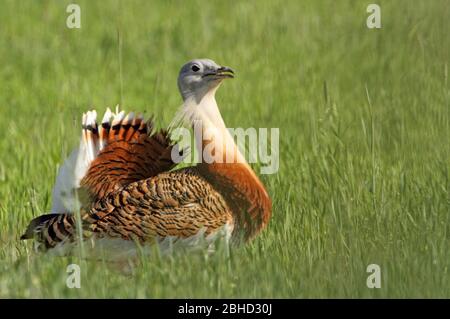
top-left (21, 59), bottom-right (272, 259)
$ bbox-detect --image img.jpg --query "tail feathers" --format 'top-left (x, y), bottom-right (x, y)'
top-left (81, 107), bottom-right (144, 173)
top-left (80, 117), bottom-right (179, 202)
top-left (82, 110), bottom-right (99, 163)
top-left (51, 107), bottom-right (128, 212)
top-left (51, 107), bottom-right (179, 212)
top-left (99, 108), bottom-right (113, 149)
top-left (21, 213), bottom-right (77, 250)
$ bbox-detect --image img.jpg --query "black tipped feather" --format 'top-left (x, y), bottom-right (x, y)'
top-left (20, 213), bottom-right (59, 240)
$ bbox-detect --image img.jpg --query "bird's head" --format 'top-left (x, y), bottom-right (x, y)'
top-left (177, 59), bottom-right (234, 102)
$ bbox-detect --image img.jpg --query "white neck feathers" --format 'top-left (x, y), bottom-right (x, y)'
top-left (176, 90), bottom-right (246, 164)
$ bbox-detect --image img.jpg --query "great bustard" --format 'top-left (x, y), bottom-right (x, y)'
top-left (21, 59), bottom-right (272, 258)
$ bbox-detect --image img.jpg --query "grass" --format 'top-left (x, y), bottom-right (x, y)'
top-left (0, 0), bottom-right (448, 298)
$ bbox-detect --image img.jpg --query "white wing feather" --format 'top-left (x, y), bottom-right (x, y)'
top-left (50, 107), bottom-right (120, 213)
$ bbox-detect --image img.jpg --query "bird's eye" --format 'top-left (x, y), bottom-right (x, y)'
top-left (191, 65), bottom-right (200, 72)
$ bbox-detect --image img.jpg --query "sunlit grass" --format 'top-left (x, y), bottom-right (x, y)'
top-left (0, 0), bottom-right (448, 298)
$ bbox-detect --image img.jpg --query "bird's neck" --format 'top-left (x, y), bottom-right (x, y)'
top-left (185, 91), bottom-right (244, 164)
top-left (183, 91), bottom-right (272, 240)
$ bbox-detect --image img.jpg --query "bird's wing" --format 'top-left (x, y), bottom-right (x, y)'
top-left (22, 168), bottom-right (234, 251)
top-left (51, 108), bottom-right (182, 212)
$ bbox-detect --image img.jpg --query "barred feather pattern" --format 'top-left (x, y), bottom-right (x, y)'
top-left (80, 110), bottom-right (178, 203)
top-left (23, 168), bottom-right (234, 251)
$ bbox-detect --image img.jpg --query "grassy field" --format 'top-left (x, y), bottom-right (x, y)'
top-left (0, 0), bottom-right (448, 298)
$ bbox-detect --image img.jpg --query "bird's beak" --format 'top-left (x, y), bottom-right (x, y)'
top-left (216, 66), bottom-right (235, 78)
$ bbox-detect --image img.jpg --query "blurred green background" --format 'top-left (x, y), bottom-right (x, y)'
top-left (0, 0), bottom-right (448, 297)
